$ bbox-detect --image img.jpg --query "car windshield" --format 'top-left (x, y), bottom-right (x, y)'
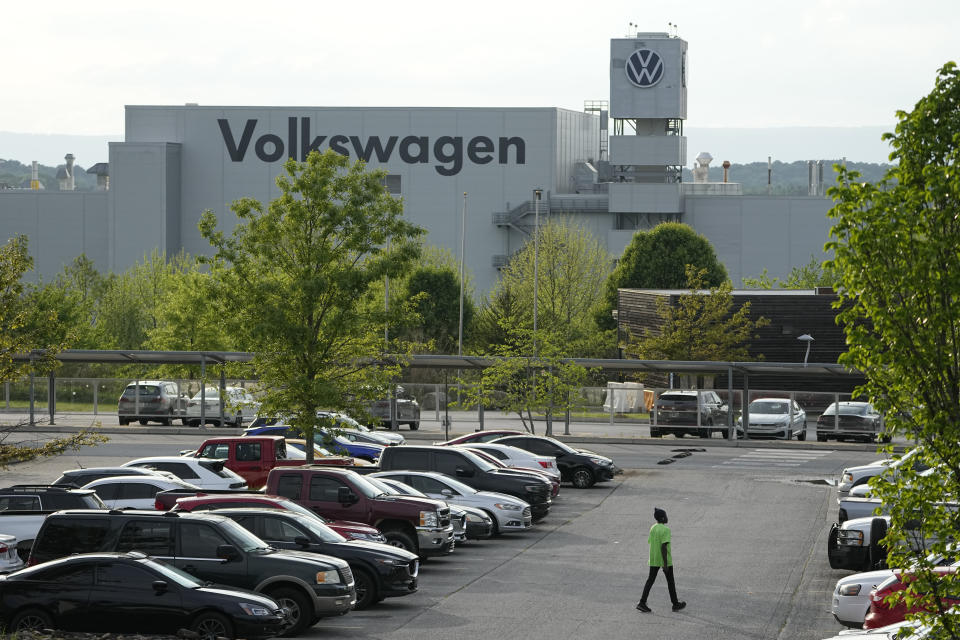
top-left (191, 388), bottom-right (221, 400)
top-left (823, 403), bottom-right (872, 416)
top-left (284, 512), bottom-right (347, 543)
top-left (381, 479), bottom-right (428, 497)
top-left (431, 474), bottom-right (477, 495)
top-left (349, 473), bottom-right (395, 499)
top-left (143, 558), bottom-right (205, 588)
top-left (123, 385), bottom-right (160, 397)
top-left (219, 517), bottom-right (272, 551)
top-left (455, 448), bottom-right (498, 472)
top-left (365, 476), bottom-right (404, 495)
top-left (749, 400), bottom-right (789, 414)
top-left (266, 497), bottom-right (328, 522)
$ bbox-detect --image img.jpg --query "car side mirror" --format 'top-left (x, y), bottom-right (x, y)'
top-left (441, 489), bottom-right (454, 498)
top-left (337, 487), bottom-right (358, 504)
top-left (216, 544), bottom-right (240, 561)
top-left (454, 466), bottom-right (474, 478)
top-left (294, 536), bottom-right (311, 548)
top-left (152, 580), bottom-right (169, 594)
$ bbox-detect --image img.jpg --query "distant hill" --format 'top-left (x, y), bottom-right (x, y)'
top-left (680, 160), bottom-right (892, 196)
top-left (0, 158), bottom-right (99, 191)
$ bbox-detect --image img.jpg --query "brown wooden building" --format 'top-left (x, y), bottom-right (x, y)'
top-left (616, 287), bottom-right (863, 392)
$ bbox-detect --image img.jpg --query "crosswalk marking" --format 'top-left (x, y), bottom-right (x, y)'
top-left (713, 448), bottom-right (833, 469)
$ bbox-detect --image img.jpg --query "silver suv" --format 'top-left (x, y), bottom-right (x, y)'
top-left (117, 380), bottom-right (190, 426)
top-left (651, 390), bottom-right (730, 438)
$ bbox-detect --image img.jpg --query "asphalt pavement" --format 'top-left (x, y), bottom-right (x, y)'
top-left (1, 423), bottom-right (889, 640)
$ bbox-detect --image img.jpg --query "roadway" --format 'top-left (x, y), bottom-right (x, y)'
top-left (1, 425), bottom-right (887, 640)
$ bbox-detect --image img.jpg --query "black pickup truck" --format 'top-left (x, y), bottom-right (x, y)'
top-left (377, 445), bottom-right (553, 520)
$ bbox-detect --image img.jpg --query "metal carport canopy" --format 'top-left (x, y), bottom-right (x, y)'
top-left (16, 350), bottom-right (860, 377)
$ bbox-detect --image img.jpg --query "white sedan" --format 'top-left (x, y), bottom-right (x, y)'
top-left (184, 386), bottom-right (260, 427)
top-left (370, 470), bottom-right (533, 534)
top-left (737, 397), bottom-right (807, 440)
top-left (837, 447), bottom-right (929, 501)
top-left (820, 620), bottom-right (919, 640)
top-left (458, 443), bottom-right (561, 482)
top-left (122, 456), bottom-right (248, 490)
top-left (83, 475), bottom-right (202, 509)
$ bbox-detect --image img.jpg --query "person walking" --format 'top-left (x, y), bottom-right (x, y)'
top-left (636, 507), bottom-right (686, 613)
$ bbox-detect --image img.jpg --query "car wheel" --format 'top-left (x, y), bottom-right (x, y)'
top-left (269, 587), bottom-right (313, 637)
top-left (408, 421), bottom-right (419, 430)
top-left (482, 510), bottom-right (500, 535)
top-left (817, 433), bottom-right (828, 442)
top-left (187, 419), bottom-right (199, 427)
top-left (139, 418), bottom-right (149, 426)
top-left (827, 522), bottom-right (842, 569)
top-left (797, 427), bottom-right (806, 441)
top-left (233, 412), bottom-right (243, 427)
top-left (190, 611), bottom-right (234, 640)
top-left (571, 466), bottom-right (595, 489)
top-left (11, 607), bottom-right (54, 632)
top-left (352, 566), bottom-right (379, 610)
top-left (161, 410), bottom-right (172, 426)
top-left (383, 529), bottom-right (418, 554)
top-left (869, 517), bottom-right (888, 570)
top-left (118, 417), bottom-right (129, 425)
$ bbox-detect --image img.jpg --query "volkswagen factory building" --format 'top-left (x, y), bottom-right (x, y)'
top-left (1, 32), bottom-right (834, 296)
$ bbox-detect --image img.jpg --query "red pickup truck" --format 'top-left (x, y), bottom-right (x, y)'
top-left (265, 467), bottom-right (455, 558)
top-left (183, 435), bottom-right (355, 489)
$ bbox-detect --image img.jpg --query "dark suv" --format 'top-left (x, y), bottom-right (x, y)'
top-left (117, 380), bottom-right (190, 426)
top-left (29, 510), bottom-right (356, 636)
top-left (651, 390), bottom-right (730, 438)
top-left (0, 485), bottom-right (105, 511)
top-left (211, 508), bottom-right (419, 610)
top-left (490, 435), bottom-right (621, 489)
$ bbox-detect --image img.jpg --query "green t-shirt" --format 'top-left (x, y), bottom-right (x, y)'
top-left (648, 522), bottom-right (672, 567)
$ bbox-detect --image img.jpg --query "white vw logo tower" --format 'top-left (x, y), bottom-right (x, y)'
top-left (625, 49), bottom-right (664, 87)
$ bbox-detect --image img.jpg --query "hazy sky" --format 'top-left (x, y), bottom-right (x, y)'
top-left (5, 0), bottom-right (958, 139)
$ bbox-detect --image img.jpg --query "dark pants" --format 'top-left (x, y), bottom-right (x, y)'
top-left (640, 564), bottom-right (679, 605)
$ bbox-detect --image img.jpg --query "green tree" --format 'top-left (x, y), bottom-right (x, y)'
top-left (627, 265), bottom-right (770, 363)
top-left (392, 247), bottom-right (475, 354)
top-left (473, 219), bottom-right (613, 356)
top-left (597, 222), bottom-right (727, 331)
top-left (199, 150), bottom-right (424, 462)
top-left (742, 255), bottom-right (838, 289)
top-left (0, 236), bottom-right (106, 468)
top-left (826, 62), bottom-right (960, 639)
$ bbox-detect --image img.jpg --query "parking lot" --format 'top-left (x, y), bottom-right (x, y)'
top-left (3, 432), bottom-right (883, 640)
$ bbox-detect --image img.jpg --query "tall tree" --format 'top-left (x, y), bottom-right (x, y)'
top-left (627, 265), bottom-right (769, 363)
top-left (0, 236), bottom-right (105, 467)
top-left (473, 218), bottom-right (612, 356)
top-left (596, 222), bottom-right (727, 331)
top-left (827, 62), bottom-right (960, 640)
top-left (742, 255), bottom-right (838, 289)
top-left (199, 150), bottom-right (424, 462)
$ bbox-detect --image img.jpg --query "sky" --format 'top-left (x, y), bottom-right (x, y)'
top-left (4, 0), bottom-right (959, 165)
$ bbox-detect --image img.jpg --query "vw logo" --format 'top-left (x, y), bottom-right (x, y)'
top-left (625, 49), bottom-right (664, 88)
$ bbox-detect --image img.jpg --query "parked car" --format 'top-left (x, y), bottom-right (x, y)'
top-left (377, 445), bottom-right (553, 519)
top-left (462, 447), bottom-right (560, 497)
top-left (816, 401), bottom-right (885, 443)
top-left (491, 435), bottom-right (621, 489)
top-left (369, 470), bottom-right (529, 535)
top-left (864, 567), bottom-right (960, 629)
top-left (837, 448), bottom-right (930, 501)
top-left (832, 555), bottom-right (960, 628)
top-left (122, 456), bottom-right (249, 490)
top-left (736, 397), bottom-right (807, 440)
top-left (243, 424), bottom-right (385, 462)
top-left (820, 621), bottom-right (919, 640)
top-left (651, 390), bottom-right (730, 438)
top-left (316, 411), bottom-right (405, 446)
top-left (433, 430), bottom-right (526, 446)
top-left (0, 535), bottom-right (24, 574)
top-left (368, 386), bottom-right (421, 430)
top-left (168, 493), bottom-right (387, 543)
top-left (183, 436), bottom-right (307, 489)
top-left (372, 477), bottom-right (493, 541)
top-left (117, 380), bottom-right (191, 426)
top-left (28, 509), bottom-right (356, 636)
top-left (185, 386), bottom-right (260, 427)
top-left (211, 508), bottom-right (419, 610)
top-left (0, 485), bottom-right (106, 551)
top-left (459, 442), bottom-right (561, 482)
top-left (0, 551), bottom-right (287, 638)
top-left (52, 466), bottom-right (180, 488)
top-left (364, 476), bottom-right (470, 544)
top-left (83, 475), bottom-right (202, 510)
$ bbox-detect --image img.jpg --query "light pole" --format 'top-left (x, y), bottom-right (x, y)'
top-left (458, 192), bottom-right (467, 357)
top-left (798, 334), bottom-right (814, 366)
top-left (532, 188), bottom-right (542, 357)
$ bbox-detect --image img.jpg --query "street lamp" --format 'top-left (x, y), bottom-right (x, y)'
top-left (532, 188), bottom-right (542, 357)
top-left (798, 334), bottom-right (814, 366)
top-left (457, 192), bottom-right (467, 357)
